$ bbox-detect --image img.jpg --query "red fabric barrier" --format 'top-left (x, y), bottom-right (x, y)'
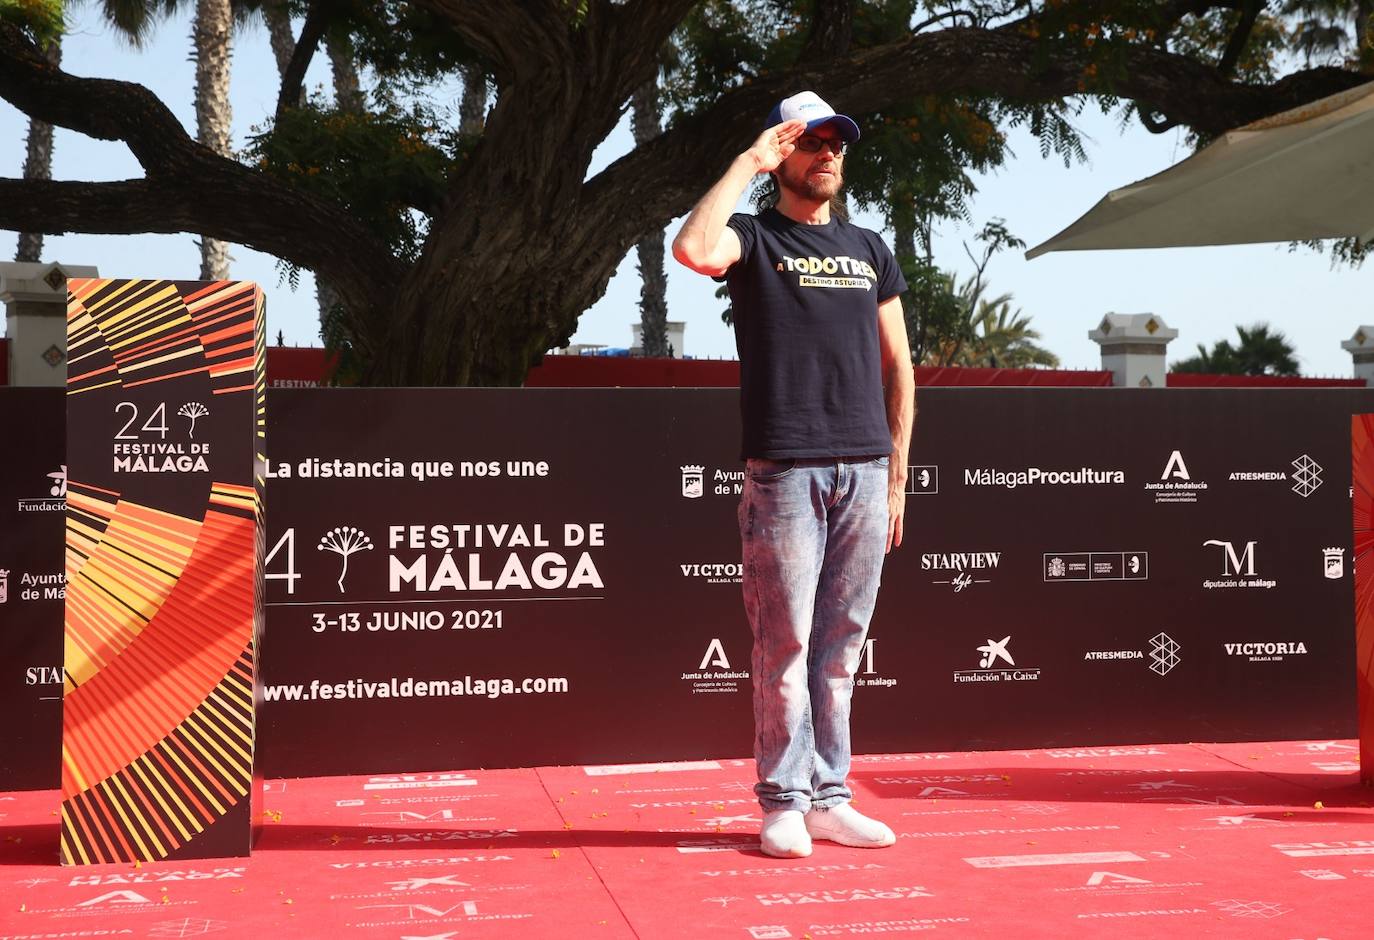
top-left (267, 346), bottom-right (339, 387)
top-left (1169, 373), bottom-right (1364, 388)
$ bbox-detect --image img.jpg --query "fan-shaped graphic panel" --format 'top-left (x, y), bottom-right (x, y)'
top-left (62, 279), bottom-right (264, 864)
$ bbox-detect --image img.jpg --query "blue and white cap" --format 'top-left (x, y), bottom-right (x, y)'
top-left (766, 91), bottom-right (860, 142)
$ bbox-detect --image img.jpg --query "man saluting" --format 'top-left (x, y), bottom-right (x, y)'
top-left (672, 91), bottom-right (915, 859)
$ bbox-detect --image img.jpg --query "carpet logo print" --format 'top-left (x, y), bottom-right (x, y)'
top-left (148, 918), bottom-right (229, 938)
top-left (1211, 899), bottom-right (1291, 918)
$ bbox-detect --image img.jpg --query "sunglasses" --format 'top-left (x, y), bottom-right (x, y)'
top-left (795, 135), bottom-right (848, 156)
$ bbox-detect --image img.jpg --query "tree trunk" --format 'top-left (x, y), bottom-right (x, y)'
top-left (459, 65), bottom-right (487, 137)
top-left (15, 36), bottom-right (58, 263)
top-left (1358, 1), bottom-right (1373, 68)
top-left (630, 80), bottom-right (669, 357)
top-left (193, 0), bottom-right (233, 280)
top-left (262, 0), bottom-right (295, 78)
top-left (313, 35), bottom-right (365, 339)
top-left (326, 33), bottom-right (364, 113)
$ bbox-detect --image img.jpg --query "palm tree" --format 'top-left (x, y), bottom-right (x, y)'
top-left (630, 78), bottom-right (669, 357)
top-left (1170, 322), bottom-right (1299, 375)
top-left (14, 35), bottom-right (59, 262)
top-left (1234, 323), bottom-right (1300, 375)
top-left (965, 294), bottom-right (1060, 368)
top-left (193, 0), bottom-right (233, 280)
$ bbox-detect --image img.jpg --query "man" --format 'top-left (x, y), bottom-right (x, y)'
top-left (672, 91), bottom-right (915, 859)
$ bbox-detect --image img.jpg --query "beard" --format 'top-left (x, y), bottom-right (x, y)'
top-left (776, 160), bottom-right (844, 202)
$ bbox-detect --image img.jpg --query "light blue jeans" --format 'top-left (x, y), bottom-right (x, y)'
top-left (738, 455), bottom-right (889, 814)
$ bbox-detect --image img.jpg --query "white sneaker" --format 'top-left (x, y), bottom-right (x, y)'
top-left (805, 803), bottom-right (895, 848)
top-left (759, 809), bottom-right (812, 858)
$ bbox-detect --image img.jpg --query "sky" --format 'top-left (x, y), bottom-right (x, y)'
top-left (1, 7), bottom-right (1368, 377)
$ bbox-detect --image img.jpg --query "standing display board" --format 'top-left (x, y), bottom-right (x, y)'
top-left (0, 389), bottom-right (67, 790)
top-left (60, 279), bottom-right (264, 863)
top-left (257, 387), bottom-right (1366, 778)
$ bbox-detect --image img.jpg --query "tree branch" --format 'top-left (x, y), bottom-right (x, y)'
top-left (802, 0), bottom-right (855, 59)
top-left (276, 0), bottom-right (330, 119)
top-left (413, 0), bottom-right (556, 82)
top-left (584, 21), bottom-right (1366, 257)
top-left (0, 22), bottom-right (404, 316)
top-left (1217, 0), bottom-right (1264, 77)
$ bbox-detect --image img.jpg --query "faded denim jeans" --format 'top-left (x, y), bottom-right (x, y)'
top-left (738, 455), bottom-right (889, 813)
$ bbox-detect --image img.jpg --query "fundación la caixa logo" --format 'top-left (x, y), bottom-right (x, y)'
top-left (953, 636), bottom-right (1041, 684)
top-left (17, 465), bottom-right (66, 512)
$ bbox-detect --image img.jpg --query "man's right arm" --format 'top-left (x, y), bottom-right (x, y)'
top-left (672, 119), bottom-right (806, 277)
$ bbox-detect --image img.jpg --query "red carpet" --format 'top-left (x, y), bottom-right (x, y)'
top-left (3, 740), bottom-right (1371, 938)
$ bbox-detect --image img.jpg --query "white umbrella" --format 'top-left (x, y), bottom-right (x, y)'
top-left (1026, 80), bottom-right (1374, 259)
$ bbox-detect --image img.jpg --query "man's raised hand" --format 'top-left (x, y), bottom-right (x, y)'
top-left (747, 119), bottom-right (807, 173)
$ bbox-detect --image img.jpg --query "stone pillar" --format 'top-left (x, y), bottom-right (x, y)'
top-left (1340, 327), bottom-right (1374, 386)
top-left (0, 262), bottom-right (99, 386)
top-left (1088, 313), bottom-right (1178, 388)
top-left (631, 320), bottom-right (687, 358)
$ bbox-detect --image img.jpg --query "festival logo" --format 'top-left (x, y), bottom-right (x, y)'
top-left (318, 526), bottom-right (375, 593)
top-left (178, 401), bottom-right (210, 438)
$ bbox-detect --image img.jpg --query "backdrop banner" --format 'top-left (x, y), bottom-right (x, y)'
top-left (0, 388), bottom-right (67, 790)
top-left (1, 386), bottom-right (1365, 788)
top-left (256, 387), bottom-right (1365, 777)
top-left (60, 279), bottom-right (265, 863)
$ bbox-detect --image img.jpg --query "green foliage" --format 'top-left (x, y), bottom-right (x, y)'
top-left (901, 258), bottom-right (968, 365)
top-left (903, 219), bottom-right (1031, 366)
top-left (1170, 322), bottom-right (1301, 375)
top-left (957, 293), bottom-right (1061, 369)
top-left (244, 100), bottom-right (456, 262)
top-left (0, 0), bottom-right (64, 45)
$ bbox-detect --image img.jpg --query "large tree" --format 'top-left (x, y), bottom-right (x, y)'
top-left (0, 1), bottom-right (1368, 385)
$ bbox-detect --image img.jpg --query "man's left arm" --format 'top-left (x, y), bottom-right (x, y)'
top-left (877, 295), bottom-right (915, 553)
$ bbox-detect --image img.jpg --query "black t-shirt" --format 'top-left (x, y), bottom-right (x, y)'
top-left (723, 208), bottom-right (907, 459)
